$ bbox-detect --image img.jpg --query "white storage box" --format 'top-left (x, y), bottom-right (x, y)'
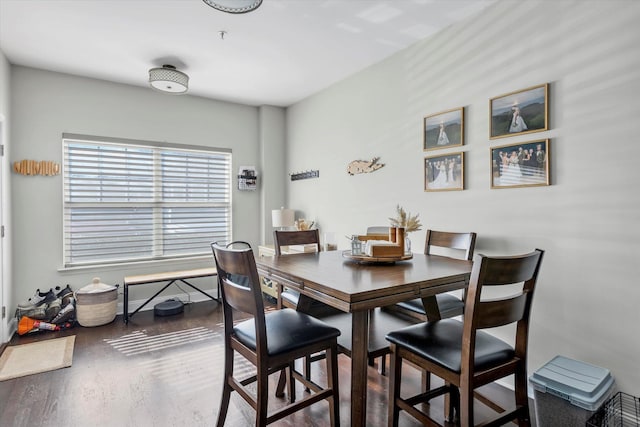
top-left (530, 355), bottom-right (616, 427)
top-left (76, 277), bottom-right (118, 327)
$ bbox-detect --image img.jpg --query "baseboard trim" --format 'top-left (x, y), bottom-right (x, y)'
top-left (7, 317), bottom-right (17, 342)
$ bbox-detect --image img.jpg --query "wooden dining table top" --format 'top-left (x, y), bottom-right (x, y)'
top-left (255, 249), bottom-right (472, 313)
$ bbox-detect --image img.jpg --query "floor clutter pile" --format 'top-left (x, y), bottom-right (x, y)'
top-left (15, 285), bottom-right (76, 334)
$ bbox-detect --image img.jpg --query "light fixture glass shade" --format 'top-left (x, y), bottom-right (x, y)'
top-left (272, 208), bottom-right (295, 228)
top-left (202, 0), bottom-right (263, 14)
top-left (149, 65), bottom-right (189, 94)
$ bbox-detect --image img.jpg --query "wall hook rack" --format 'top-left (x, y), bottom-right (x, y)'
top-left (290, 170), bottom-right (319, 181)
top-left (13, 160), bottom-right (60, 176)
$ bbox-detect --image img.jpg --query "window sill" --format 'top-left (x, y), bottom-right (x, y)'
top-left (57, 255), bottom-right (213, 273)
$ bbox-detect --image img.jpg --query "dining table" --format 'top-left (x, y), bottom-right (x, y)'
top-left (255, 249), bottom-right (473, 427)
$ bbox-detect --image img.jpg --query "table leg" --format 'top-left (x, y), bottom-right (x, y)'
top-left (420, 295), bottom-right (441, 321)
top-left (351, 310), bottom-right (369, 427)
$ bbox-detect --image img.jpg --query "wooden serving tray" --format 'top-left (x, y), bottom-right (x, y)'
top-left (341, 250), bottom-right (413, 264)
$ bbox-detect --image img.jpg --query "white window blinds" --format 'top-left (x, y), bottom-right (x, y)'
top-left (63, 135), bottom-right (231, 267)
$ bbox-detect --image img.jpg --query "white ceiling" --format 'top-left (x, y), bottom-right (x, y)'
top-left (0, 0), bottom-right (495, 107)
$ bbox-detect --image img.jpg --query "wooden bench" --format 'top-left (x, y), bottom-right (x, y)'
top-left (123, 267), bottom-right (218, 323)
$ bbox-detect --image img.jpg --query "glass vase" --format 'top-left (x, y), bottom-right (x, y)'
top-left (405, 236), bottom-right (411, 255)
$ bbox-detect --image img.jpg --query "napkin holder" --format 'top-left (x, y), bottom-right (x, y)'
top-left (357, 227), bottom-right (405, 257)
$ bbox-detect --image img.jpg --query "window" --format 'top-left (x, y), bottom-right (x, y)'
top-left (62, 134), bottom-right (231, 268)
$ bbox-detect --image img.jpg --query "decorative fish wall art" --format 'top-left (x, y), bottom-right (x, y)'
top-left (347, 157), bottom-right (385, 175)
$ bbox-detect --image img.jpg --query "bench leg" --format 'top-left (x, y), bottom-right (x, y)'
top-left (124, 282), bottom-right (129, 324)
top-left (127, 280), bottom-right (178, 320)
top-left (178, 279), bottom-right (219, 302)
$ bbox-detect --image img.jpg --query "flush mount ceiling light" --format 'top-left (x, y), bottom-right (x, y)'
top-left (202, 0), bottom-right (263, 14)
top-left (148, 64), bottom-right (189, 94)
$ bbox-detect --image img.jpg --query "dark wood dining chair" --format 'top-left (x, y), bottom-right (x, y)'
top-left (273, 229), bottom-right (343, 317)
top-left (386, 249), bottom-right (544, 427)
top-left (273, 229), bottom-right (323, 311)
top-left (211, 241), bottom-right (341, 427)
top-left (386, 230), bottom-right (477, 321)
top-left (273, 230), bottom-right (339, 389)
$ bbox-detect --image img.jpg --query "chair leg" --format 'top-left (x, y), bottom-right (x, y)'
top-left (256, 368), bottom-right (269, 427)
top-left (286, 362), bottom-right (296, 403)
top-left (326, 345), bottom-right (340, 427)
top-left (459, 380), bottom-right (474, 427)
top-left (216, 347), bottom-right (234, 427)
top-left (515, 364), bottom-right (531, 427)
top-left (447, 384), bottom-right (460, 423)
top-left (387, 345), bottom-right (402, 427)
top-left (380, 355), bottom-right (387, 376)
top-left (444, 382), bottom-right (459, 423)
top-left (216, 380), bottom-right (232, 427)
top-left (421, 371), bottom-right (431, 392)
top-left (275, 369), bottom-right (286, 397)
top-left (422, 370), bottom-right (432, 416)
top-left (304, 355), bottom-right (312, 392)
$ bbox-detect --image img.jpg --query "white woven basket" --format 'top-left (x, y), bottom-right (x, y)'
top-left (76, 278), bottom-right (118, 327)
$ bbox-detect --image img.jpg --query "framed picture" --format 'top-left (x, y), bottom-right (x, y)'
top-left (490, 83), bottom-right (548, 139)
top-left (490, 139), bottom-right (550, 189)
top-left (424, 152), bottom-right (464, 192)
top-left (423, 107), bottom-right (464, 150)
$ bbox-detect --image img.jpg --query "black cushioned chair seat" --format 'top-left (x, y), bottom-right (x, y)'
top-left (234, 308), bottom-right (341, 356)
top-left (386, 319), bottom-right (514, 373)
top-left (281, 289), bottom-right (327, 308)
top-left (281, 289), bottom-right (342, 316)
top-left (395, 294), bottom-right (464, 319)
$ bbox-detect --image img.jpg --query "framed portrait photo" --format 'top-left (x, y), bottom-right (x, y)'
top-left (490, 139), bottom-right (550, 189)
top-left (424, 152), bottom-right (464, 192)
top-left (423, 107), bottom-right (464, 151)
top-left (490, 83), bottom-right (548, 139)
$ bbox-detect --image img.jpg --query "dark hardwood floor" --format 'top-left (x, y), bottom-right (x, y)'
top-left (0, 300), bottom-right (532, 426)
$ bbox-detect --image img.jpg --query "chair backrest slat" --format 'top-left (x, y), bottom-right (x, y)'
top-left (479, 254), bottom-right (543, 285)
top-left (425, 230), bottom-right (476, 261)
top-left (273, 230), bottom-right (321, 255)
top-left (476, 292), bottom-right (529, 329)
top-left (220, 274), bottom-right (257, 315)
top-left (366, 226), bottom-right (390, 236)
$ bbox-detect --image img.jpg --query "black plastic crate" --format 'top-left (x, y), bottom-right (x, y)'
top-left (587, 392), bottom-right (640, 427)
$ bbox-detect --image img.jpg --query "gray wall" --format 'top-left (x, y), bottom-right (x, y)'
top-left (286, 0), bottom-right (640, 393)
top-left (9, 67), bottom-right (270, 312)
top-left (259, 105), bottom-right (288, 246)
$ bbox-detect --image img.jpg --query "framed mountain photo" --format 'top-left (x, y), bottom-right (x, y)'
top-left (424, 107), bottom-right (464, 150)
top-left (490, 84), bottom-right (548, 139)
